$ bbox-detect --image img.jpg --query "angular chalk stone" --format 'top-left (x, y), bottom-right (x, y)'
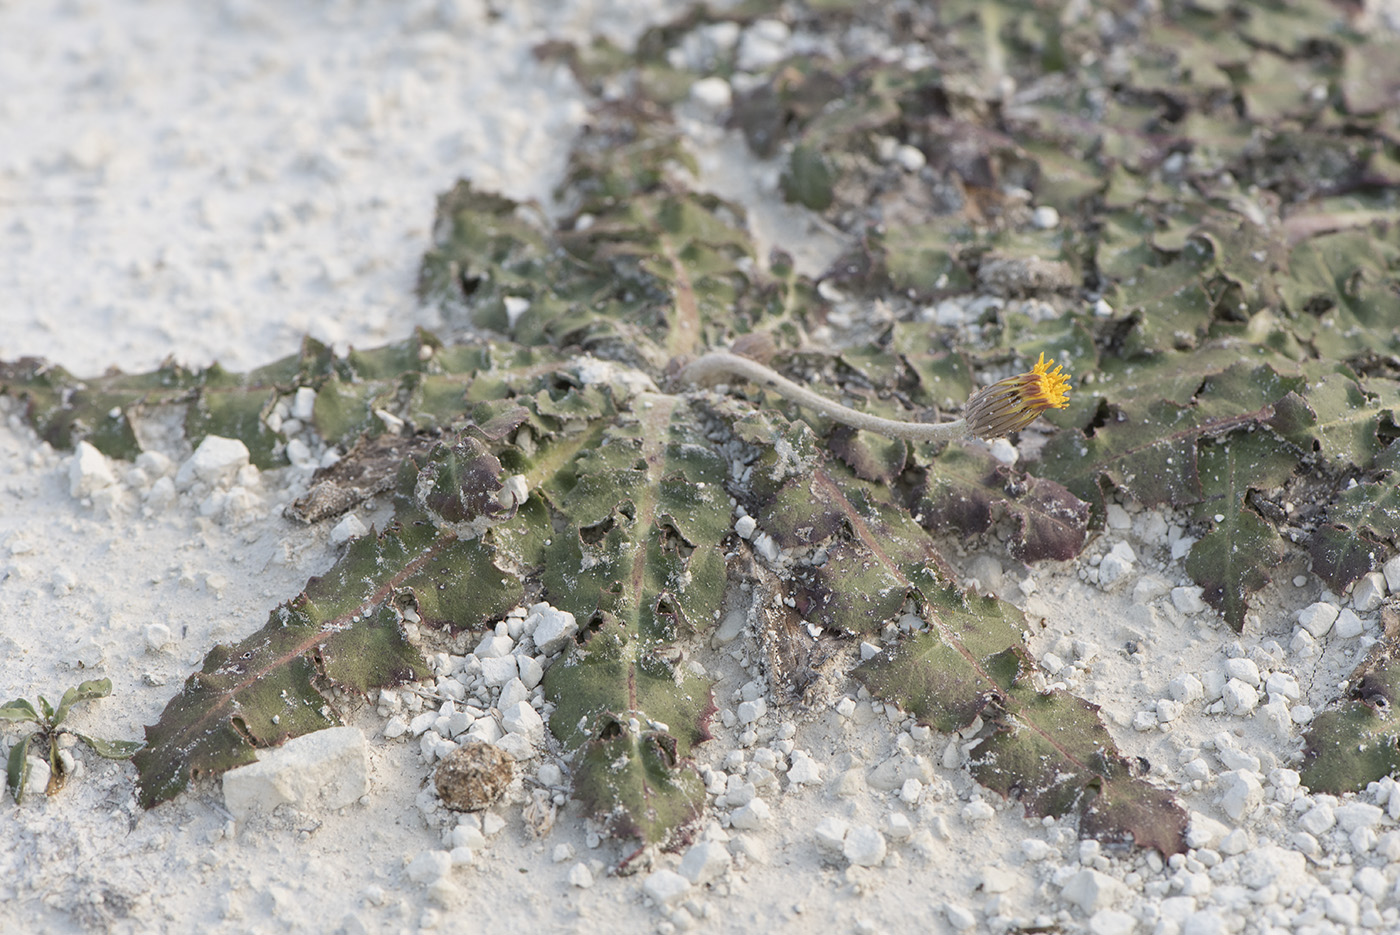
top-left (177, 435), bottom-right (250, 489)
top-left (222, 726), bottom-right (369, 820)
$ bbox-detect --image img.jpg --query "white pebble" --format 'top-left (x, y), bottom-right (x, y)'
top-left (1169, 674), bottom-right (1204, 704)
top-left (291, 386), bottom-right (317, 421)
top-left (176, 435), bottom-right (250, 489)
top-left (1334, 608), bottom-right (1364, 639)
top-left (1296, 602), bottom-right (1339, 637)
top-left (405, 850), bottom-right (452, 885)
top-left (988, 438), bottom-right (1018, 466)
top-left (1060, 869), bottom-right (1124, 914)
top-left (1223, 679), bottom-right (1259, 716)
top-left (642, 869), bottom-right (690, 906)
top-left (69, 441), bottom-right (116, 498)
top-left (962, 799), bottom-right (995, 823)
top-left (737, 698), bottom-right (766, 724)
top-left (1171, 587), bottom-right (1206, 614)
top-left (813, 816), bottom-right (849, 856)
top-left (943, 903), bottom-right (976, 931)
top-left (842, 825), bottom-right (887, 866)
top-left (787, 750), bottom-right (822, 786)
top-left (690, 76), bottom-right (733, 111)
top-left (145, 623), bottom-right (174, 652)
top-left (1222, 658), bottom-right (1260, 687)
top-left (895, 144), bottom-right (926, 172)
top-left (330, 514), bottom-right (368, 545)
top-left (734, 515), bottom-right (757, 539)
top-left (730, 798), bottom-right (770, 830)
top-left (679, 840), bottom-right (732, 885)
top-left (1384, 555), bottom-right (1400, 593)
top-left (568, 863), bottom-right (594, 888)
top-left (1218, 770), bottom-right (1263, 821)
top-left (1031, 205), bottom-right (1060, 230)
top-left (1353, 571), bottom-right (1386, 611)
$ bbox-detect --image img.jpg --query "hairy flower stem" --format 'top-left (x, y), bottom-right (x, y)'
top-left (679, 351), bottom-right (973, 442)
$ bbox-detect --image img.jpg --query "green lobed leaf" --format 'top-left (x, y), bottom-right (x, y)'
top-left (0, 699), bottom-right (40, 723)
top-left (855, 585), bottom-right (1187, 854)
top-left (7, 734), bottom-right (31, 805)
top-left (1308, 477), bottom-right (1400, 594)
top-left (72, 733), bottom-right (146, 759)
top-left (540, 393), bottom-right (726, 843)
top-left (1302, 609), bottom-right (1400, 794)
top-left (132, 453), bottom-right (525, 807)
top-left (1182, 431), bottom-right (1296, 631)
top-left (52, 678), bottom-right (113, 728)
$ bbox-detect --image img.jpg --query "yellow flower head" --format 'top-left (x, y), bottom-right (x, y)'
top-left (963, 352), bottom-right (1072, 439)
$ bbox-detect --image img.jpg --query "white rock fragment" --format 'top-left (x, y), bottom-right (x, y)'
top-left (1032, 205), bottom-right (1061, 230)
top-left (1060, 869), bottom-right (1125, 914)
top-left (1353, 571), bottom-right (1386, 611)
top-left (1222, 679), bottom-right (1259, 716)
top-left (1222, 657), bottom-right (1260, 686)
top-left (222, 726), bottom-right (369, 820)
top-left (528, 604), bottom-right (578, 654)
top-left (330, 513), bottom-right (368, 545)
top-left (176, 435), bottom-right (250, 489)
top-left (1133, 574), bottom-right (1172, 604)
top-left (737, 698), bottom-right (766, 724)
top-left (501, 702), bottom-right (544, 744)
top-left (405, 850), bottom-right (452, 885)
top-left (69, 441), bottom-right (116, 498)
top-left (787, 750), bottom-right (822, 786)
top-left (1296, 601), bottom-right (1339, 637)
top-left (1169, 674), bottom-right (1205, 704)
top-left (1156, 699), bottom-right (1183, 723)
top-left (1094, 543), bottom-right (1134, 589)
top-left (734, 515), bottom-right (757, 539)
top-left (1334, 608), bottom-right (1364, 639)
top-left (679, 840), bottom-right (732, 885)
top-left (813, 817), bottom-right (849, 857)
top-left (730, 798), bottom-right (770, 830)
top-left (145, 623), bottom-right (174, 652)
top-left (517, 655), bottom-right (544, 690)
top-left (568, 863), bottom-right (593, 888)
top-left (1264, 671), bottom-right (1300, 701)
top-left (642, 869), bottom-right (690, 906)
top-left (1335, 802), bottom-right (1383, 832)
top-left (479, 655), bottom-right (518, 687)
top-left (1171, 586), bottom-right (1206, 614)
top-left (1087, 909), bottom-right (1136, 935)
top-left (962, 799), bottom-right (995, 824)
top-left (1385, 554), bottom-right (1400, 593)
top-left (943, 903), bottom-right (976, 931)
top-left (842, 825), bottom-right (887, 866)
top-left (1218, 770), bottom-right (1263, 821)
top-left (1021, 839), bottom-right (1052, 861)
top-left (690, 75), bottom-right (732, 111)
top-left (1186, 813), bottom-right (1229, 850)
top-left (291, 386), bottom-right (317, 421)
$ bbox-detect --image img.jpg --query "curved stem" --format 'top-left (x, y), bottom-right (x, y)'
top-left (678, 351), bottom-right (970, 442)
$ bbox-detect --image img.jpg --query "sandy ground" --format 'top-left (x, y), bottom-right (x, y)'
top-left (4, 4), bottom-right (1400, 935)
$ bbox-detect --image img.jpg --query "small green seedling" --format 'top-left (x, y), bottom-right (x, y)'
top-left (2, 678), bottom-right (144, 804)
